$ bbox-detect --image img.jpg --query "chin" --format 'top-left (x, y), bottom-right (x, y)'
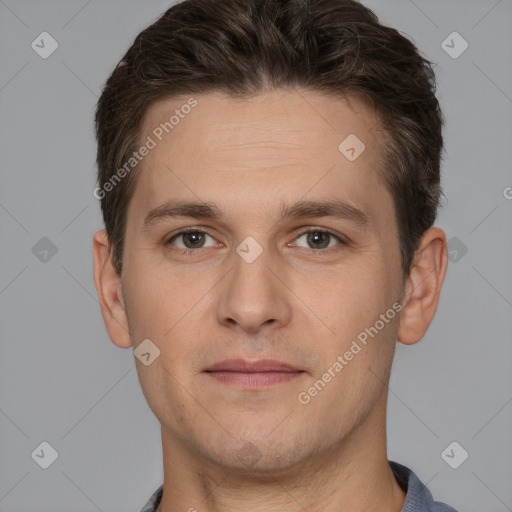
top-left (192, 425), bottom-right (318, 474)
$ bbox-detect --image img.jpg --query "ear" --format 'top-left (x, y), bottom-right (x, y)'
top-left (92, 229), bottom-right (132, 348)
top-left (397, 227), bottom-right (448, 345)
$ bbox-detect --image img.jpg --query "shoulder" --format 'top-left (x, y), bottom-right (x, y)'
top-left (140, 484), bottom-right (163, 512)
top-left (389, 461), bottom-right (459, 512)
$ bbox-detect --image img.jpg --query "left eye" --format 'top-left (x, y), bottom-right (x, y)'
top-left (293, 230), bottom-right (342, 250)
top-left (168, 230), bottom-right (217, 249)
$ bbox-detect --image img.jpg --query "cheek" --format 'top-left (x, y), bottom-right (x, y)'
top-left (123, 271), bottom-right (206, 428)
top-left (122, 252), bottom-right (200, 336)
top-left (122, 255), bottom-right (221, 387)
top-left (296, 257), bottom-right (398, 339)
top-left (301, 268), bottom-right (400, 414)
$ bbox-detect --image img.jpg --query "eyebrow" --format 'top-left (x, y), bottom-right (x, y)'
top-left (142, 199), bottom-right (372, 232)
top-left (143, 200), bottom-right (222, 231)
top-left (280, 200), bottom-right (372, 231)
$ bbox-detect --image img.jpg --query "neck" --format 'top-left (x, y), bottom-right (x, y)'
top-left (156, 399), bottom-right (406, 512)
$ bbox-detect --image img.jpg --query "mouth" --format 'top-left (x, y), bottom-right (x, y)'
top-left (204, 358), bottom-right (305, 389)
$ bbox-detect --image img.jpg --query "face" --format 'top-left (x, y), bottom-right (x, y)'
top-left (112, 89), bottom-right (406, 471)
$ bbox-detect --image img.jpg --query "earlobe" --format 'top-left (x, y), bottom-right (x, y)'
top-left (92, 229), bottom-right (132, 348)
top-left (397, 227), bottom-right (448, 345)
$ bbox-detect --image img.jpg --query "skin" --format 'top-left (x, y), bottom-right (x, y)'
top-left (93, 89), bottom-right (448, 512)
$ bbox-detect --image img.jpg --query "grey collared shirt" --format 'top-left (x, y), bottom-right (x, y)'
top-left (140, 460), bottom-right (459, 512)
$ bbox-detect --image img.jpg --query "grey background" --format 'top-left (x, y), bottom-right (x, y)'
top-left (0, 0), bottom-right (511, 511)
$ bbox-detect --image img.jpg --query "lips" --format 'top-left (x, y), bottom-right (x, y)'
top-left (204, 359), bottom-right (304, 389)
top-left (205, 358), bottom-right (301, 373)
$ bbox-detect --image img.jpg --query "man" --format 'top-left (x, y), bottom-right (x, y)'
top-left (92, 0), bottom-right (457, 510)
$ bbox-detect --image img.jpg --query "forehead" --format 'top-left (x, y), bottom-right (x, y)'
top-left (128, 89), bottom-right (392, 230)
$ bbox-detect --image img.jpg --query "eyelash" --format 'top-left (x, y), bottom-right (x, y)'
top-left (164, 226), bottom-right (347, 255)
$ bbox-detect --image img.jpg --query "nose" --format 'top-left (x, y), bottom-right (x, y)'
top-left (215, 241), bottom-right (292, 334)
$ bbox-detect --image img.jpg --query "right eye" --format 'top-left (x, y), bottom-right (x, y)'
top-left (165, 228), bottom-right (221, 252)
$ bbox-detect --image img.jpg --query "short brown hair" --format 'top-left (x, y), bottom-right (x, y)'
top-left (95, 0), bottom-right (443, 276)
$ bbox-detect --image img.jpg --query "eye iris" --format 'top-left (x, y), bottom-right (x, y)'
top-left (183, 232), bottom-right (205, 248)
top-left (307, 231), bottom-right (330, 249)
